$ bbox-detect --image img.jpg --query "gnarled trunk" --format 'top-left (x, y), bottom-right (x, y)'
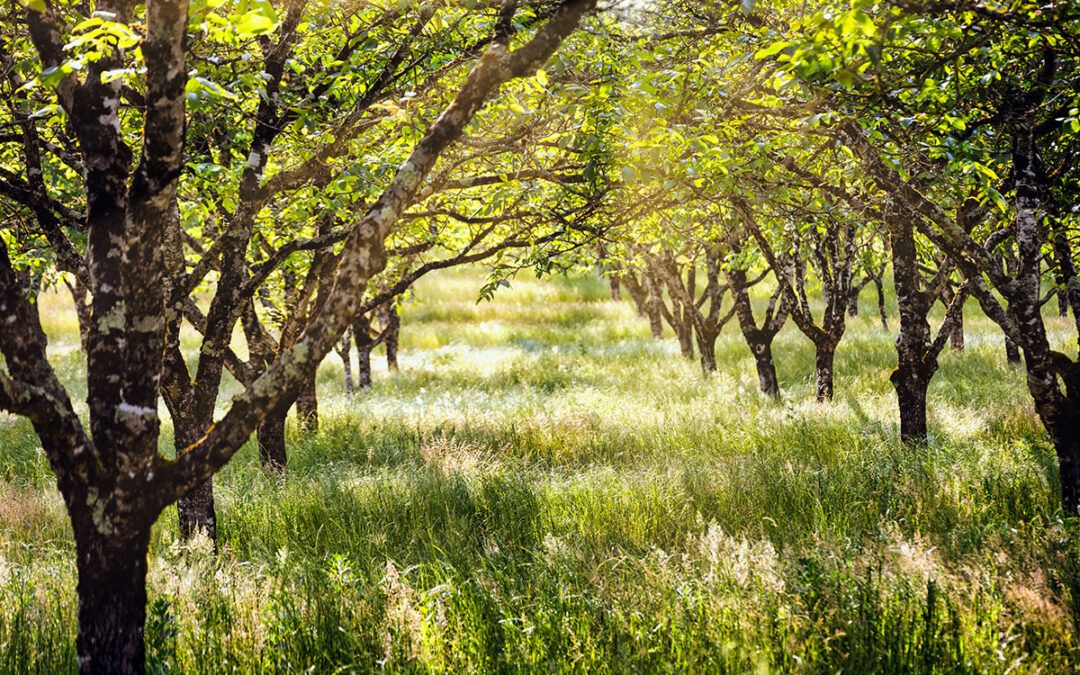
top-left (726, 265), bottom-right (786, 398)
top-left (73, 523), bottom-right (151, 674)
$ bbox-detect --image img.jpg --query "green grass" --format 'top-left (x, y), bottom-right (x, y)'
top-left (1, 268), bottom-right (1078, 673)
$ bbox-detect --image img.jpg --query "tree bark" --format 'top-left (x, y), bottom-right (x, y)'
top-left (644, 275), bottom-right (664, 339)
top-left (949, 310), bottom-right (965, 351)
top-left (621, 274), bottom-right (648, 318)
top-left (65, 278), bottom-right (93, 352)
top-left (74, 524), bottom-right (151, 675)
top-left (1005, 335), bottom-right (1022, 364)
top-left (1045, 407), bottom-right (1080, 514)
top-left (357, 343), bottom-right (373, 389)
top-left (381, 303), bottom-right (400, 372)
top-left (675, 318), bottom-right (694, 359)
top-left (1004, 252), bottom-right (1022, 365)
top-left (257, 401), bottom-right (289, 472)
top-left (875, 278), bottom-right (889, 331)
top-left (176, 479), bottom-right (216, 543)
top-left (609, 276), bottom-right (621, 301)
top-left (847, 285), bottom-right (860, 317)
top-left (167, 370), bottom-right (218, 544)
top-left (753, 343), bottom-right (781, 398)
top-left (337, 332), bottom-right (354, 394)
top-left (892, 365), bottom-right (930, 444)
top-left (697, 330), bottom-right (717, 374)
top-left (815, 343), bottom-right (836, 402)
top-left (353, 315), bottom-right (375, 390)
top-left (296, 375), bottom-right (318, 431)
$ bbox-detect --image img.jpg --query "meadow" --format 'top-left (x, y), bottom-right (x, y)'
top-left (0, 269), bottom-right (1078, 673)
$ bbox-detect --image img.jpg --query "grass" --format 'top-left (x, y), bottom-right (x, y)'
top-left (1, 268), bottom-right (1078, 673)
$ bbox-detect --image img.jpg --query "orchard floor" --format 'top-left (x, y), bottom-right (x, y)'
top-left (1, 269), bottom-right (1079, 673)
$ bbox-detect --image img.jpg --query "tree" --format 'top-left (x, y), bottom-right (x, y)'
top-left (723, 232), bottom-right (790, 397)
top-left (781, 0), bottom-right (1080, 504)
top-left (0, 0), bottom-right (597, 671)
top-left (738, 191), bottom-right (866, 402)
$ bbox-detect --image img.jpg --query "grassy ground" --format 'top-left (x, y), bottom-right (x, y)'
top-left (1, 269), bottom-right (1079, 673)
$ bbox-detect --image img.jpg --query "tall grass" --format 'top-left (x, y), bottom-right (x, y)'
top-left (0, 268), bottom-right (1077, 672)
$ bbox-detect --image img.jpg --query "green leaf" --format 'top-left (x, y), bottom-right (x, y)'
top-left (234, 10), bottom-right (276, 37)
top-left (755, 41), bottom-right (790, 60)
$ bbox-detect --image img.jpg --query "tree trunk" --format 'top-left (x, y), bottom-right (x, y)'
top-left (726, 265), bottom-right (785, 399)
top-left (1004, 252), bottom-right (1022, 365)
top-left (353, 316), bottom-right (374, 390)
top-left (891, 362), bottom-right (930, 445)
top-left (815, 343), bottom-right (836, 402)
top-left (1060, 289), bottom-right (1069, 318)
top-left (1005, 335), bottom-right (1021, 364)
top-left (875, 279), bottom-right (889, 331)
top-left (752, 342), bottom-right (781, 398)
top-left (645, 277), bottom-right (664, 339)
top-left (697, 331), bottom-right (717, 374)
top-left (949, 312), bottom-right (964, 350)
top-left (357, 344), bottom-right (373, 389)
top-left (257, 402), bottom-right (289, 472)
top-left (847, 286), bottom-right (859, 317)
top-left (1047, 409), bottom-right (1080, 515)
top-left (174, 418), bottom-right (217, 543)
top-left (66, 278), bottom-right (93, 353)
top-left (609, 276), bottom-right (621, 301)
top-left (296, 375), bottom-right (318, 432)
top-left (337, 333), bottom-right (354, 394)
top-left (381, 303), bottom-right (400, 372)
top-left (622, 275), bottom-right (648, 318)
top-left (887, 207), bottom-right (936, 445)
top-left (176, 479), bottom-right (216, 543)
top-left (74, 525), bottom-right (151, 674)
top-left (1017, 346), bottom-right (1080, 514)
top-left (676, 320), bottom-right (694, 360)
